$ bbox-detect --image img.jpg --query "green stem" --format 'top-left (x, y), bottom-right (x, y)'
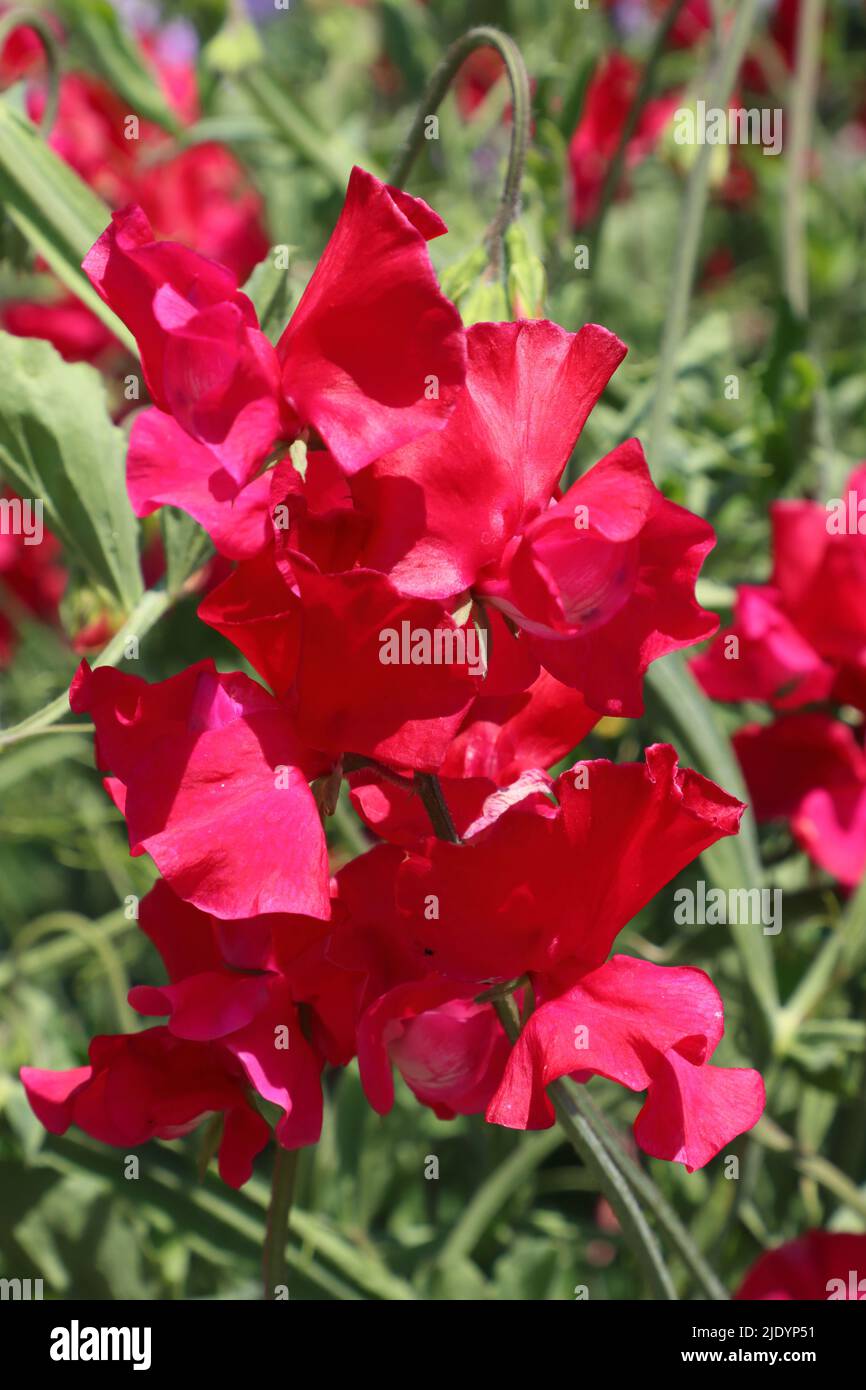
top-left (414, 770), bottom-right (461, 843)
top-left (782, 0), bottom-right (825, 319)
top-left (0, 586), bottom-right (171, 749)
top-left (262, 1145), bottom-right (299, 1299)
top-left (588, 0), bottom-right (690, 295)
top-left (647, 0), bottom-right (761, 471)
top-left (494, 994), bottom-right (677, 1300)
top-left (388, 26), bottom-right (532, 280)
top-left (571, 1084), bottom-right (730, 1300)
top-left (0, 7), bottom-right (61, 135)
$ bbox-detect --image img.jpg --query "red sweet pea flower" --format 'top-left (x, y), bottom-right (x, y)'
top-left (89, 169), bottom-right (466, 553)
top-left (358, 977), bottom-right (511, 1119)
top-left (201, 553), bottom-right (478, 772)
top-left (21, 1030), bottom-right (270, 1188)
top-left (70, 659), bottom-right (331, 920)
top-left (4, 40), bottom-right (270, 363)
top-left (355, 320), bottom-right (625, 597)
top-left (568, 52), bottom-right (679, 227)
top-left (1, 292), bottom-right (118, 365)
top-left (387, 747), bottom-right (762, 1167)
top-left (275, 171), bottom-right (466, 474)
top-left (330, 845), bottom-right (511, 1119)
top-left (134, 143), bottom-right (269, 285)
top-left (27, 47), bottom-right (267, 281)
top-left (691, 585), bottom-right (834, 708)
top-left (655, 0), bottom-right (713, 50)
top-left (0, 11), bottom-right (63, 83)
top-left (21, 878), bottom-right (358, 1179)
top-left (476, 438), bottom-right (717, 715)
top-left (0, 489), bottom-right (66, 664)
top-left (397, 745), bottom-right (743, 981)
top-left (693, 464), bottom-right (866, 712)
top-left (128, 884), bottom-right (334, 1150)
top-left (735, 1231), bottom-right (866, 1300)
top-left (84, 205), bottom-right (283, 475)
top-left (487, 954), bottom-right (764, 1172)
top-left (334, 759), bottom-right (761, 1167)
top-left (197, 456), bottom-right (480, 773)
top-left (353, 320), bottom-right (715, 715)
top-left (734, 714), bottom-right (866, 889)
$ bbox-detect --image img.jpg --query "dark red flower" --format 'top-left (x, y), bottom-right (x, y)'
top-left (487, 953), bottom-right (764, 1171)
top-left (734, 714), bottom-right (866, 888)
top-left (70, 659), bottom-right (331, 920)
top-left (396, 745), bottom-right (744, 982)
top-left (1, 293), bottom-right (118, 365)
top-left (0, 488), bottom-right (66, 664)
top-left (568, 53), bottom-right (679, 226)
top-left (21, 1030), bottom-right (271, 1188)
top-left (353, 321), bottom-right (715, 715)
top-left (735, 1230), bottom-right (866, 1300)
top-left (693, 465), bottom-right (866, 712)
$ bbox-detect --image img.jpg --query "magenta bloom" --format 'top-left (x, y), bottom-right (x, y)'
top-left (693, 464), bottom-right (866, 713)
top-left (85, 169), bottom-right (467, 557)
top-left (352, 321), bottom-right (717, 714)
top-left (344, 748), bottom-right (764, 1169)
top-left (734, 714), bottom-right (866, 888)
top-left (736, 1231), bottom-right (866, 1300)
top-left (70, 660), bottom-right (331, 920)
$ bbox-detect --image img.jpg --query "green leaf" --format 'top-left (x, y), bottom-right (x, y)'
top-left (243, 248), bottom-right (295, 342)
top-left (161, 507), bottom-right (213, 598)
top-left (839, 871), bottom-right (866, 976)
top-left (645, 651), bottom-right (779, 1040)
top-left (460, 279), bottom-right (509, 327)
top-left (0, 101), bottom-right (134, 353)
top-left (0, 331), bottom-right (143, 610)
top-left (56, 0), bottom-right (180, 133)
top-left (506, 223), bottom-right (546, 319)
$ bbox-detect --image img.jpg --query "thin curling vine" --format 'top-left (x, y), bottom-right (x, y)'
top-left (389, 26), bottom-right (532, 280)
top-left (0, 5), bottom-right (61, 133)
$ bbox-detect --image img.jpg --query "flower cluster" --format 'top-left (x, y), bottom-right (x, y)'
top-left (693, 464), bottom-right (866, 889)
top-left (22, 168), bottom-right (764, 1186)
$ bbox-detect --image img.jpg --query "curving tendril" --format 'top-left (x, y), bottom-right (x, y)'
top-left (388, 26), bottom-right (532, 282)
top-left (0, 6), bottom-right (62, 137)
